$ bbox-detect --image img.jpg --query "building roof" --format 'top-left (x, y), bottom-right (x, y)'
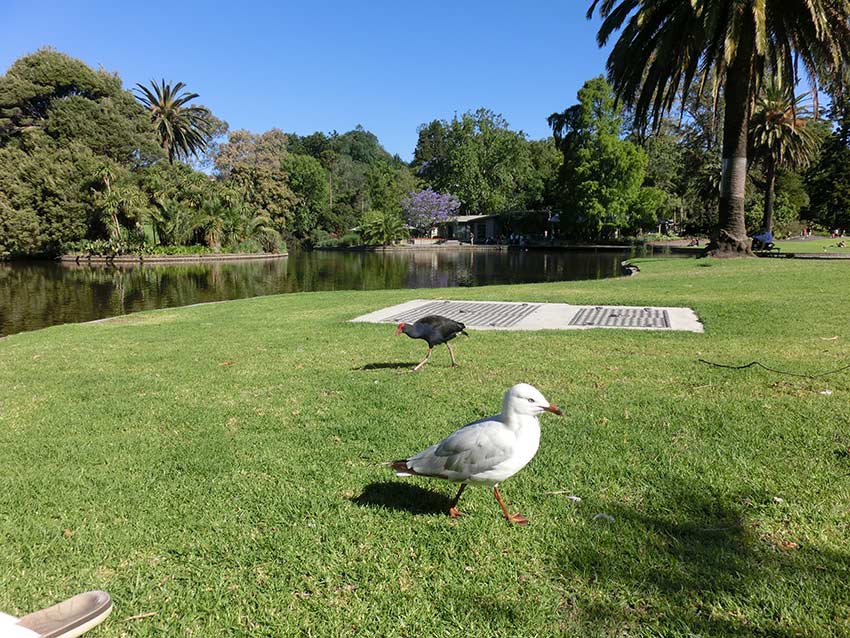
top-left (447, 214), bottom-right (499, 223)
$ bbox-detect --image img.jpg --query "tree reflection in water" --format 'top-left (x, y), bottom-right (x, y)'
top-left (0, 248), bottom-right (644, 337)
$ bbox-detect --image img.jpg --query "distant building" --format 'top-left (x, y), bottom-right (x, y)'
top-left (438, 214), bottom-right (500, 243)
top-left (437, 211), bottom-right (559, 244)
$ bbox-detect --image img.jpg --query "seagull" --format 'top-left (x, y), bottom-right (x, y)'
top-left (391, 383), bottom-right (563, 524)
top-left (395, 314), bottom-right (468, 372)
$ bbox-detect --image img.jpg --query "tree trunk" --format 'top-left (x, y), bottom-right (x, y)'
top-left (707, 25), bottom-right (756, 257)
top-left (761, 159), bottom-right (777, 233)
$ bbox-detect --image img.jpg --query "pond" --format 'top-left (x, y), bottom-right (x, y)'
top-left (0, 247), bottom-right (659, 337)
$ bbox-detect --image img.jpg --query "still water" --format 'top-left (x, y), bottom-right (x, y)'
top-left (0, 247), bottom-right (649, 337)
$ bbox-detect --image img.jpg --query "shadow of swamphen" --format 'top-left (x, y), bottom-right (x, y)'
top-left (355, 362), bottom-right (420, 371)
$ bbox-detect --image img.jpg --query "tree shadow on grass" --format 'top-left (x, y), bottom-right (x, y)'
top-left (551, 477), bottom-right (850, 637)
top-left (355, 362), bottom-right (418, 370)
top-left (351, 481), bottom-right (452, 515)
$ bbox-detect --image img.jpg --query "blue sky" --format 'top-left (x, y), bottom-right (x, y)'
top-left (2, 1), bottom-right (612, 161)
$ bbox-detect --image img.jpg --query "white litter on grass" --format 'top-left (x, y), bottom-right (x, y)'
top-left (592, 513), bottom-right (615, 523)
top-left (820, 390), bottom-right (833, 395)
top-left (773, 496), bottom-right (785, 504)
top-left (545, 491), bottom-right (582, 502)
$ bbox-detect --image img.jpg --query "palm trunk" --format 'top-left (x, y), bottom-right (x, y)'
top-left (708, 25), bottom-right (756, 256)
top-left (761, 159), bottom-right (777, 233)
top-left (110, 212), bottom-right (121, 240)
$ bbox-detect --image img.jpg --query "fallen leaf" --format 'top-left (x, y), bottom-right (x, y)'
top-left (219, 361), bottom-right (235, 366)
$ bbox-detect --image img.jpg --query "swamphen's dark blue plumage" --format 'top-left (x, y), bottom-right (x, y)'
top-left (395, 314), bottom-right (468, 371)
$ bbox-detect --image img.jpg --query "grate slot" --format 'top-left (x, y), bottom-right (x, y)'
top-left (568, 306), bottom-right (670, 329)
top-left (389, 300), bottom-right (540, 328)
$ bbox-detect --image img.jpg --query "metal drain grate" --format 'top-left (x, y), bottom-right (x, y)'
top-left (389, 300), bottom-right (541, 328)
top-left (569, 306), bottom-right (671, 329)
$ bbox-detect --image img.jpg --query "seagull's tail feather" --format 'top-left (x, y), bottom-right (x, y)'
top-left (391, 459), bottom-right (414, 476)
top-left (391, 459), bottom-right (447, 479)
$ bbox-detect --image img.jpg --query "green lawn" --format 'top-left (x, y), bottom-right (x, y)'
top-left (669, 236), bottom-right (850, 253)
top-left (1, 258), bottom-right (849, 637)
top-left (773, 237), bottom-right (850, 253)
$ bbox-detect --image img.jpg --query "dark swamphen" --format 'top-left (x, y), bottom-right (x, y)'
top-left (395, 314), bottom-right (468, 371)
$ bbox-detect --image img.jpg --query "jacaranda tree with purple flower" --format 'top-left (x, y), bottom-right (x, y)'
top-left (402, 188), bottom-right (461, 234)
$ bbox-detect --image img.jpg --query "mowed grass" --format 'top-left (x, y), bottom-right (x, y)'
top-left (773, 238), bottom-right (850, 253)
top-left (1, 258), bottom-right (849, 637)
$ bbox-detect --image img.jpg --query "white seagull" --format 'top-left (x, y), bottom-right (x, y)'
top-left (391, 383), bottom-right (563, 524)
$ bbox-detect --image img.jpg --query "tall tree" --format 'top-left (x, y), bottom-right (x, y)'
top-left (0, 48), bottom-right (160, 164)
top-left (549, 77), bottom-right (650, 239)
top-left (749, 78), bottom-right (818, 233)
top-left (588, 0), bottom-right (850, 255)
top-left (414, 109), bottom-right (538, 214)
top-left (134, 80), bottom-right (212, 164)
top-left (213, 128), bottom-right (288, 177)
top-left (282, 153), bottom-right (330, 237)
top-left (805, 100), bottom-right (850, 231)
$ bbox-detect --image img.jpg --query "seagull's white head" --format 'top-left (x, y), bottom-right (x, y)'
top-left (503, 383), bottom-right (563, 418)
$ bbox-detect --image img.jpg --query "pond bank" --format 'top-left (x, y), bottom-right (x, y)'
top-left (60, 251), bottom-right (287, 264)
top-left (319, 243), bottom-right (653, 253)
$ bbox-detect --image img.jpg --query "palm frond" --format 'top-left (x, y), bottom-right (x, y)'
top-left (134, 79), bottom-right (212, 164)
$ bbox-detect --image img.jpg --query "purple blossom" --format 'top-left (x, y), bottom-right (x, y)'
top-left (401, 188), bottom-right (461, 231)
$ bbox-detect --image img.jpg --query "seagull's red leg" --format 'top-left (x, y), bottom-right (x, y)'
top-left (448, 483), bottom-right (467, 518)
top-left (493, 486), bottom-right (528, 525)
top-left (446, 342), bottom-right (458, 367)
top-left (411, 347), bottom-right (433, 372)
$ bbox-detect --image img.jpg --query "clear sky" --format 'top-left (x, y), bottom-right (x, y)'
top-left (1, 1), bottom-right (612, 161)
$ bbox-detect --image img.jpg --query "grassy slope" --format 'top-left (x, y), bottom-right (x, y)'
top-left (1, 258), bottom-right (849, 637)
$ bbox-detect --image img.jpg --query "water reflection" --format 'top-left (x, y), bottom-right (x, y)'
top-left (0, 248), bottom-right (644, 337)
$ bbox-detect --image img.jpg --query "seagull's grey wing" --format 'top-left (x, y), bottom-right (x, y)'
top-left (407, 417), bottom-right (513, 480)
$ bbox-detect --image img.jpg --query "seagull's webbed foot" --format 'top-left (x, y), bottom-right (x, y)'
top-left (507, 513), bottom-right (528, 525)
top-left (493, 486), bottom-right (528, 525)
top-left (448, 484), bottom-right (467, 519)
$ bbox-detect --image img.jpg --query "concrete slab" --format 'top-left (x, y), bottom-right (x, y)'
top-left (351, 299), bottom-right (704, 333)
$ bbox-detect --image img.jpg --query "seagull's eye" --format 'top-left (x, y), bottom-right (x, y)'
top-left (527, 397), bottom-right (535, 403)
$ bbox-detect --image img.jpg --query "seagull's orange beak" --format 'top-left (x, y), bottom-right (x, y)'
top-left (545, 404), bottom-right (564, 416)
top-left (394, 323), bottom-right (405, 336)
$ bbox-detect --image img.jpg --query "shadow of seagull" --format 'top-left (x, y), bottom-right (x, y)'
top-left (351, 481), bottom-right (452, 515)
top-left (355, 362), bottom-right (419, 370)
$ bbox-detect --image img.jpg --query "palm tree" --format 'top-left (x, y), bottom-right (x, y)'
top-left (588, 0), bottom-right (850, 255)
top-left (360, 209), bottom-right (409, 246)
top-left (749, 78), bottom-right (818, 233)
top-left (134, 80), bottom-right (212, 164)
top-left (93, 165), bottom-right (145, 240)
